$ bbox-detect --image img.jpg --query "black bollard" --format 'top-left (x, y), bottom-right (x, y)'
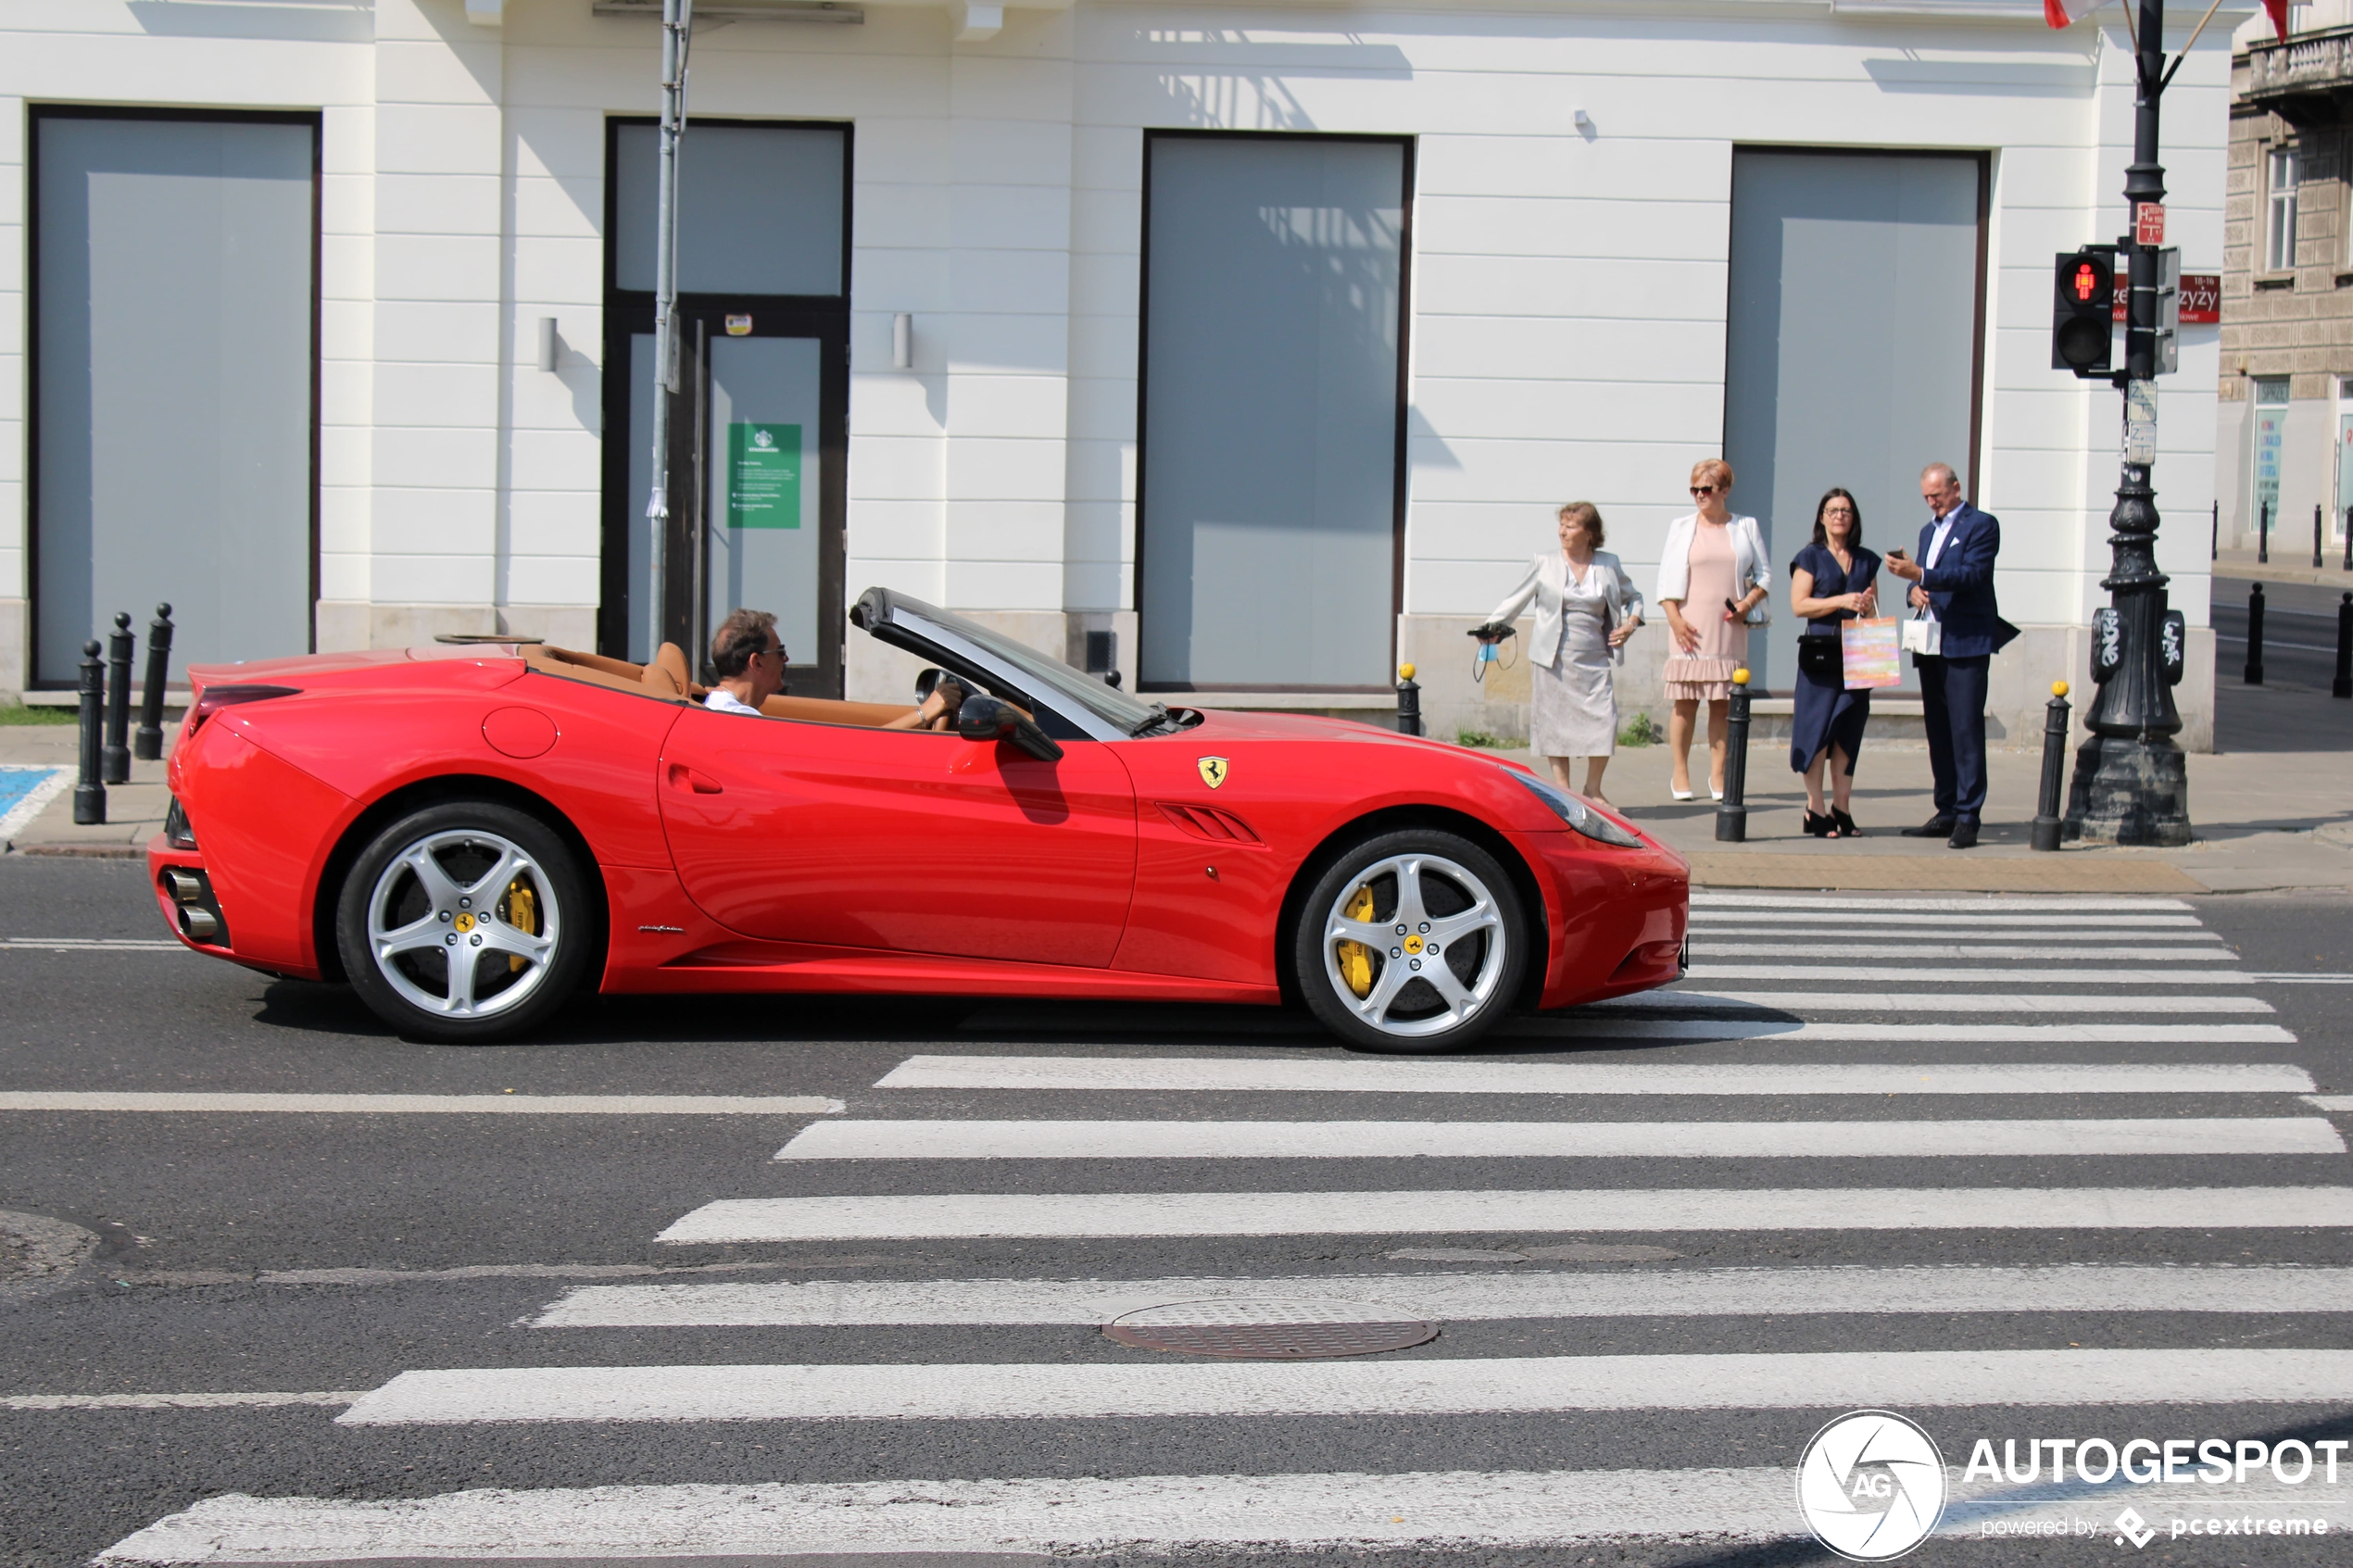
top-left (2334, 592), bottom-right (2351, 701)
top-left (2319, 504), bottom-right (2328, 571)
top-left (2259, 500), bottom-right (2271, 564)
top-left (134, 603), bottom-right (174, 760)
top-left (2345, 508), bottom-right (2352, 574)
top-left (2244, 582), bottom-right (2265, 685)
top-left (74, 640), bottom-right (107, 825)
top-left (2031, 681), bottom-right (2072, 852)
top-left (1395, 662), bottom-right (1423, 737)
top-left (103, 612), bottom-right (133, 784)
top-left (2210, 500), bottom-right (2218, 562)
top-left (1715, 668), bottom-right (1752, 844)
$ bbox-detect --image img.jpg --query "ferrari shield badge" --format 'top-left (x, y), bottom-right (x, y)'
top-left (1196, 756), bottom-right (1230, 789)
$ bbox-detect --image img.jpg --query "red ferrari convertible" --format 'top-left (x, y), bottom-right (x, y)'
top-left (147, 589), bottom-right (1687, 1052)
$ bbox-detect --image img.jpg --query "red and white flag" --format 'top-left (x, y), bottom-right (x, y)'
top-left (2047, 0), bottom-right (2289, 33)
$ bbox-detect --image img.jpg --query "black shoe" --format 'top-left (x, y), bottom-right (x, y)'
top-left (1804, 810), bottom-right (1834, 838)
top-left (1831, 809), bottom-right (1862, 838)
top-left (1901, 816), bottom-right (1957, 838)
top-left (1946, 818), bottom-right (1981, 850)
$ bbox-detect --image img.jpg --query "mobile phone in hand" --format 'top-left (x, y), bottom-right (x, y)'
top-left (1887, 548), bottom-right (1909, 560)
top-left (1724, 598), bottom-right (1740, 617)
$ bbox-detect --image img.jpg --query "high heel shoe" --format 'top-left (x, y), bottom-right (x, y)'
top-left (1670, 784), bottom-right (1695, 801)
top-left (1831, 808), bottom-right (1862, 838)
top-left (1804, 810), bottom-right (1835, 838)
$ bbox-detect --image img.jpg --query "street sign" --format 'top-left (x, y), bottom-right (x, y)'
top-left (2135, 202), bottom-right (2166, 245)
top-left (2113, 272), bottom-right (2217, 323)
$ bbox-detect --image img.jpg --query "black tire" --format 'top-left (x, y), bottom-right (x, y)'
top-left (1291, 828), bottom-right (1528, 1054)
top-left (334, 800), bottom-right (597, 1044)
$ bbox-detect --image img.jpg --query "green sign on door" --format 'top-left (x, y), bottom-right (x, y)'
top-left (727, 422), bottom-right (801, 528)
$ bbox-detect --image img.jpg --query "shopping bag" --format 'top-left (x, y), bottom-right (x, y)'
top-left (1842, 616), bottom-right (1903, 690)
top-left (1898, 613), bottom-right (1943, 659)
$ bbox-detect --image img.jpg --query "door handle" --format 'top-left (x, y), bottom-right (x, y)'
top-left (666, 763), bottom-right (724, 796)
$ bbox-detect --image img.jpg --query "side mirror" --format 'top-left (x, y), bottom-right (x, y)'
top-left (953, 695), bottom-right (1063, 762)
top-left (955, 695), bottom-right (1019, 743)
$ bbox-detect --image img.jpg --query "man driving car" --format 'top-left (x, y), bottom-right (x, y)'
top-left (705, 607), bottom-right (964, 729)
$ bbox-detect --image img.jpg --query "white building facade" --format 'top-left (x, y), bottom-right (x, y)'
top-left (2, 0), bottom-right (2243, 748)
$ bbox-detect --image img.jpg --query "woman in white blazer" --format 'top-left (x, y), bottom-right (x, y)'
top-left (1655, 458), bottom-right (1771, 800)
top-left (1481, 501), bottom-right (1643, 801)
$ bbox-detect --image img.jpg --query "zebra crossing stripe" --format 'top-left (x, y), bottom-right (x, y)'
top-left (656, 1185), bottom-right (2353, 1243)
top-left (1604, 991), bottom-right (2272, 1013)
top-left (533, 1264), bottom-right (2353, 1329)
top-left (94, 1467), bottom-right (2353, 1562)
top-left (335, 1348), bottom-right (2353, 1426)
top-left (1686, 965), bottom-right (2248, 984)
top-left (773, 1117), bottom-right (2346, 1162)
top-left (873, 1057), bottom-right (2317, 1096)
top-left (1693, 945), bottom-right (2239, 961)
top-left (1691, 895), bottom-right (2191, 911)
top-left (0, 1092), bottom-right (847, 1115)
top-left (1688, 917), bottom-right (2213, 934)
top-left (1506, 1020), bottom-right (2293, 1043)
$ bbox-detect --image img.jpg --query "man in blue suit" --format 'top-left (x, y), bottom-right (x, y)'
top-left (1884, 462), bottom-right (2017, 849)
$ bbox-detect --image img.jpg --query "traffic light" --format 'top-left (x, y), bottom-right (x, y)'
top-left (2052, 246), bottom-right (2116, 377)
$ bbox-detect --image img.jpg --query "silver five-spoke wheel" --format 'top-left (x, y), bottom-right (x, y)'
top-left (1295, 829), bottom-right (1527, 1053)
top-left (336, 800), bottom-right (594, 1043)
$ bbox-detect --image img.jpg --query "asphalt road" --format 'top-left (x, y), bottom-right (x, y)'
top-left (2, 855), bottom-right (2349, 1565)
top-left (2212, 579), bottom-right (2350, 693)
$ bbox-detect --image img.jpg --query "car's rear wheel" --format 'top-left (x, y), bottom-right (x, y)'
top-left (1293, 828), bottom-right (1527, 1054)
top-left (334, 801), bottom-right (594, 1043)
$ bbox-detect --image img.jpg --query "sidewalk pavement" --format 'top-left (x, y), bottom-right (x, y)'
top-left (2214, 545), bottom-right (2353, 591)
top-left (1504, 671), bottom-right (2353, 895)
top-left (6, 681), bottom-right (2345, 896)
top-left (0, 725), bottom-right (170, 857)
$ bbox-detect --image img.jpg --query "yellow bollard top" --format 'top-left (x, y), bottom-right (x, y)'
top-left (1732, 667), bottom-right (1751, 685)
top-left (1399, 662), bottom-right (1416, 682)
top-left (2052, 680), bottom-right (2070, 698)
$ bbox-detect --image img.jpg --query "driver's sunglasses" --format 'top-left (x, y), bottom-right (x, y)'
top-left (761, 643), bottom-right (788, 662)
top-left (1690, 484), bottom-right (1719, 496)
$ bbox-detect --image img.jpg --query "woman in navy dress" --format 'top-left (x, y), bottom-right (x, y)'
top-left (1788, 488), bottom-right (1880, 838)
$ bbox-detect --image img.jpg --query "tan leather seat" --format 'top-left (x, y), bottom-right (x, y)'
top-left (644, 643), bottom-right (692, 699)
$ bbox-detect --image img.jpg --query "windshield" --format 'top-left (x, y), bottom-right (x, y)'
top-left (853, 589), bottom-right (1169, 736)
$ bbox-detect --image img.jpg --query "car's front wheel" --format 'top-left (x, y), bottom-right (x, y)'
top-left (1292, 828), bottom-right (1528, 1054)
top-left (334, 801), bottom-right (595, 1043)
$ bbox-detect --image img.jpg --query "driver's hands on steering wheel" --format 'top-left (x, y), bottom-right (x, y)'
top-left (915, 676), bottom-right (965, 730)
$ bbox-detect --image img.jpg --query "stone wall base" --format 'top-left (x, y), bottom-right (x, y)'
top-left (314, 601), bottom-right (598, 655)
top-left (0, 598), bottom-right (23, 701)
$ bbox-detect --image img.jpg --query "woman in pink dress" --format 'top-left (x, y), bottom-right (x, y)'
top-left (1654, 458), bottom-right (1771, 800)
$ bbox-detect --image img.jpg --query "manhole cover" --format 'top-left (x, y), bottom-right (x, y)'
top-left (1103, 1298), bottom-right (1438, 1359)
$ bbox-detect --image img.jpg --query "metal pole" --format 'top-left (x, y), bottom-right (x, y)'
top-left (2317, 503), bottom-right (2326, 571)
top-left (2031, 681), bottom-right (2071, 853)
top-left (2259, 499), bottom-right (2270, 564)
top-left (2063, 0), bottom-right (2192, 847)
top-left (2345, 506), bottom-right (2352, 572)
top-left (1714, 668), bottom-right (1751, 844)
top-left (1395, 661), bottom-right (1422, 736)
top-left (103, 612), bottom-right (133, 784)
top-left (134, 603), bottom-right (173, 761)
top-left (2210, 499), bottom-right (2218, 561)
top-left (74, 641), bottom-right (107, 825)
top-left (2244, 581), bottom-right (2265, 685)
top-left (2334, 591), bottom-right (2351, 700)
top-left (645, 0), bottom-right (694, 661)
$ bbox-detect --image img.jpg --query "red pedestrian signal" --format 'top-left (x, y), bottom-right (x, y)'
top-left (2052, 247), bottom-right (2117, 377)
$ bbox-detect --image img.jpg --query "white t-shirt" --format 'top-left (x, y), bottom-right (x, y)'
top-left (703, 688), bottom-right (761, 717)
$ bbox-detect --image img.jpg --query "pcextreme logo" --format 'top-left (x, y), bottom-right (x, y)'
top-left (1795, 1410), bottom-right (1948, 1561)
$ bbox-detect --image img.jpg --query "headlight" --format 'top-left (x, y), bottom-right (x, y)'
top-left (1508, 771), bottom-right (1645, 847)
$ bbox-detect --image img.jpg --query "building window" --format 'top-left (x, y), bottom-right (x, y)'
top-left (2268, 145), bottom-right (2299, 272)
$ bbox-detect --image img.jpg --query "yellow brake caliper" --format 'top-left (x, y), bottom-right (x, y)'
top-left (1336, 883), bottom-right (1377, 998)
top-left (500, 878), bottom-right (538, 972)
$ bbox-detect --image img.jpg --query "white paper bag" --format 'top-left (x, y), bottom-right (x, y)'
top-left (1899, 615), bottom-right (1942, 657)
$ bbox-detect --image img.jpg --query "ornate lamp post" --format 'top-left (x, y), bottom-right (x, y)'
top-left (2065, 0), bottom-right (2194, 847)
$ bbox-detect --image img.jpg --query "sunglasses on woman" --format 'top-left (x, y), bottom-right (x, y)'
top-left (1690, 484), bottom-right (1719, 496)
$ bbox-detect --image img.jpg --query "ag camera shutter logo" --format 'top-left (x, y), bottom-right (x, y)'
top-left (1795, 1409), bottom-right (1947, 1561)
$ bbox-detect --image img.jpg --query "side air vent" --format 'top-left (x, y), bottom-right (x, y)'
top-left (1156, 802), bottom-right (1265, 846)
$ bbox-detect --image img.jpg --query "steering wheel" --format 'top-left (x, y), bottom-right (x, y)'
top-left (913, 668), bottom-right (967, 730)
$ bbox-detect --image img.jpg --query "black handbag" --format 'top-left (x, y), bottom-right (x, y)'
top-left (1797, 634), bottom-right (1843, 680)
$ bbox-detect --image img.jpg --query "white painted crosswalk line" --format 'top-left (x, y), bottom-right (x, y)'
top-left (657, 1185), bottom-right (2353, 1243)
top-left (1605, 990), bottom-right (2271, 1012)
top-left (773, 1117), bottom-right (2346, 1162)
top-left (96, 1467), bottom-right (2353, 1562)
top-left (1506, 1020), bottom-right (2294, 1043)
top-left (1689, 920), bottom-right (2220, 936)
top-left (0, 1091), bottom-right (848, 1115)
top-left (1692, 894), bottom-right (2191, 910)
top-left (1694, 944), bottom-right (2239, 961)
top-left (534, 1264), bottom-right (2353, 1329)
top-left (874, 1056), bottom-right (2317, 1096)
top-left (336, 1348), bottom-right (2353, 1425)
top-left (1687, 964), bottom-right (2249, 984)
